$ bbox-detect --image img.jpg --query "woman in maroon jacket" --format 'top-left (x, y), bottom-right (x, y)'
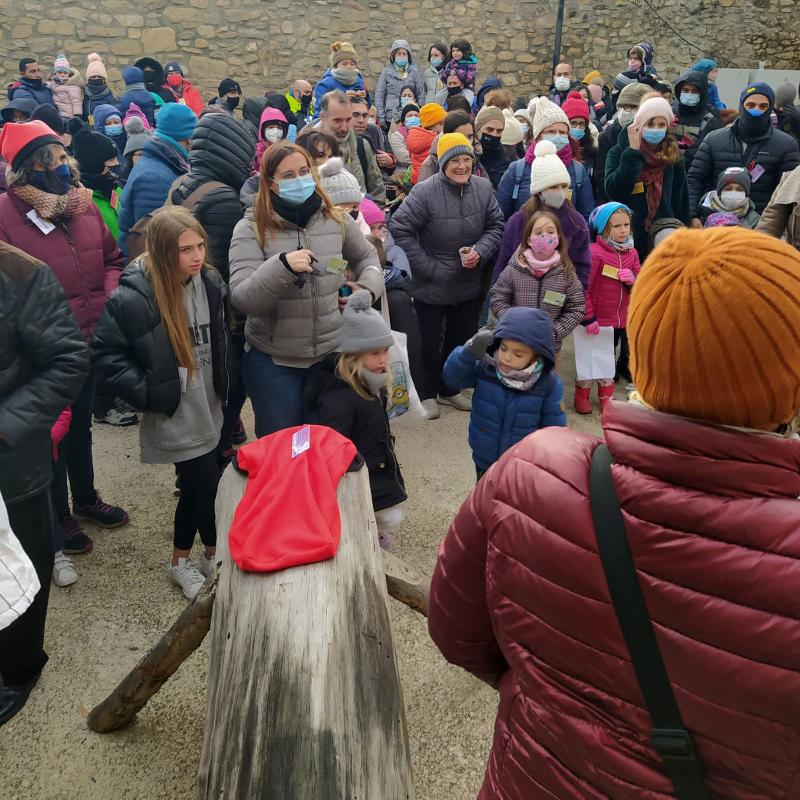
top-left (0, 121), bottom-right (128, 558)
top-left (428, 227), bottom-right (800, 799)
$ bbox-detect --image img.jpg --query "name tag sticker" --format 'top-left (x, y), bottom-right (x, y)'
top-left (632, 181), bottom-right (645, 195)
top-left (26, 209), bottom-right (55, 235)
top-left (564, 188), bottom-right (573, 202)
top-left (602, 264), bottom-right (620, 280)
top-left (292, 425), bottom-right (311, 458)
top-left (749, 164), bottom-right (765, 182)
top-left (543, 290), bottom-right (566, 307)
top-left (178, 367), bottom-right (188, 393)
top-left (110, 191), bottom-right (119, 210)
top-left (327, 255), bottom-right (348, 275)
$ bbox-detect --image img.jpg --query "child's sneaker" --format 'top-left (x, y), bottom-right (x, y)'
top-left (198, 553), bottom-right (215, 579)
top-left (168, 558), bottom-right (205, 601)
top-left (73, 494), bottom-right (129, 528)
top-left (52, 551), bottom-right (78, 587)
top-left (421, 399), bottom-right (440, 419)
top-left (60, 515), bottom-right (93, 555)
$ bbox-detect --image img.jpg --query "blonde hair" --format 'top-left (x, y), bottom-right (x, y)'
top-left (336, 352), bottom-right (389, 401)
top-left (143, 206), bottom-right (212, 379)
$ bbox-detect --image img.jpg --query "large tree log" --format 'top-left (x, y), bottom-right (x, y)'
top-left (196, 464), bottom-right (415, 799)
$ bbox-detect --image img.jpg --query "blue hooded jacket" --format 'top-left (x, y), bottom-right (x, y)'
top-left (312, 69), bottom-right (371, 120)
top-left (117, 67), bottom-right (156, 126)
top-left (443, 307), bottom-right (566, 470)
top-left (92, 103), bottom-right (126, 160)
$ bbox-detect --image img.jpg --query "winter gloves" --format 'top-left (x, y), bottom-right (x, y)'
top-left (465, 329), bottom-right (494, 360)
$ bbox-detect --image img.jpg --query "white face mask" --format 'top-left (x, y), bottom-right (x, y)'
top-left (540, 189), bottom-right (566, 209)
top-left (264, 127), bottom-right (284, 143)
top-left (554, 76), bottom-right (571, 92)
top-left (617, 109), bottom-right (636, 127)
top-left (720, 190), bottom-right (746, 209)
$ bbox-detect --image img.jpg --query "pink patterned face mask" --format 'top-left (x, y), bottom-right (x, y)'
top-left (528, 233), bottom-right (559, 260)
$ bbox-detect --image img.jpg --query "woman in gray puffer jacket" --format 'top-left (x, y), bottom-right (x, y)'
top-left (228, 143), bottom-right (384, 436)
top-left (374, 39), bottom-right (426, 128)
top-left (389, 132), bottom-right (504, 418)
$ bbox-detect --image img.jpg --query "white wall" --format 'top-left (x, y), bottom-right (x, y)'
top-left (718, 68), bottom-right (800, 109)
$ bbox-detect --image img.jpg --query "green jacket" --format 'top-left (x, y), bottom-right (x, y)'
top-left (604, 128), bottom-right (691, 258)
top-left (92, 188), bottom-right (122, 240)
top-left (285, 91), bottom-right (314, 123)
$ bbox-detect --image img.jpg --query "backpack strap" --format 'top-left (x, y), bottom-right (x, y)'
top-left (174, 179), bottom-right (229, 212)
top-left (511, 158), bottom-right (526, 200)
top-left (356, 135), bottom-right (370, 182)
top-left (589, 444), bottom-right (710, 800)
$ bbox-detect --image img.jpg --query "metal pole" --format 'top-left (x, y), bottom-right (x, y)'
top-left (552, 0), bottom-right (566, 73)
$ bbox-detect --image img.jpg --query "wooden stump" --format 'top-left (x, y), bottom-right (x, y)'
top-left (196, 464), bottom-right (415, 799)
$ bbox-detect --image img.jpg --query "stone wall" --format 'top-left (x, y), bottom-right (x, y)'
top-left (1, 0), bottom-right (798, 102)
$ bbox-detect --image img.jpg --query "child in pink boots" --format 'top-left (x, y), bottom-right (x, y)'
top-left (575, 202), bottom-right (640, 414)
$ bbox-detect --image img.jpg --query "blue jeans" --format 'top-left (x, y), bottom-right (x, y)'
top-left (243, 348), bottom-right (324, 438)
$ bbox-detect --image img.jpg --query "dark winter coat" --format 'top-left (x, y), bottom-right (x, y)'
top-left (119, 136), bottom-right (190, 256)
top-left (478, 142), bottom-right (511, 189)
top-left (0, 191), bottom-right (124, 340)
top-left (93, 262), bottom-right (231, 416)
top-left (11, 77), bottom-right (53, 106)
top-left (443, 308), bottom-right (565, 471)
top-left (594, 120), bottom-right (622, 204)
top-left (0, 242), bottom-right (89, 504)
top-left (389, 171), bottom-right (504, 305)
top-left (117, 86), bottom-right (156, 127)
top-left (604, 128), bottom-right (691, 258)
top-left (671, 69), bottom-right (723, 173)
top-left (168, 112), bottom-right (255, 282)
top-left (428, 399), bottom-right (800, 799)
top-left (313, 362), bottom-right (406, 512)
top-left (687, 119), bottom-right (800, 215)
top-left (495, 157), bottom-right (595, 222)
top-left (83, 84), bottom-right (118, 122)
top-left (492, 204), bottom-right (591, 290)
top-left (241, 96), bottom-right (268, 143)
top-left (134, 58), bottom-right (174, 104)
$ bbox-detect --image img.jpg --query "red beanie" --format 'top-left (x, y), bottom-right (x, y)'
top-left (0, 120), bottom-right (62, 170)
top-left (561, 91), bottom-right (590, 123)
top-left (228, 425), bottom-right (358, 573)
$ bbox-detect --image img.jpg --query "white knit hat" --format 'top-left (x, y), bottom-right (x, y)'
top-left (634, 97), bottom-right (674, 127)
top-left (318, 157), bottom-right (362, 206)
top-left (530, 97), bottom-right (569, 140)
top-left (529, 140), bottom-right (571, 195)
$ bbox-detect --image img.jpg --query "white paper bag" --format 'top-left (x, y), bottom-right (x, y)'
top-left (378, 288), bottom-right (423, 419)
top-left (573, 326), bottom-right (616, 381)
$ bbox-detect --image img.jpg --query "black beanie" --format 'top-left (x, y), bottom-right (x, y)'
top-left (69, 119), bottom-right (119, 174)
top-left (28, 103), bottom-right (65, 135)
top-left (218, 77), bottom-right (241, 97)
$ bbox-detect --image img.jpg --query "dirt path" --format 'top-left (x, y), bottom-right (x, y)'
top-left (0, 339), bottom-right (610, 799)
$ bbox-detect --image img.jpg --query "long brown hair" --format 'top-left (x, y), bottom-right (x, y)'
top-left (143, 207), bottom-right (211, 378)
top-left (252, 142), bottom-right (339, 248)
top-left (519, 210), bottom-right (575, 277)
top-left (638, 91), bottom-right (680, 164)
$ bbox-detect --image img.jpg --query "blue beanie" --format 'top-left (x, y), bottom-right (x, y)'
top-left (121, 66), bottom-right (144, 86)
top-left (740, 82), bottom-right (775, 108)
top-left (155, 103), bottom-right (197, 143)
top-left (692, 58), bottom-right (717, 74)
top-left (589, 201), bottom-right (632, 235)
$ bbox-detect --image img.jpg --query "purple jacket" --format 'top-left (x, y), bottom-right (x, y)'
top-left (492, 202), bottom-right (591, 290)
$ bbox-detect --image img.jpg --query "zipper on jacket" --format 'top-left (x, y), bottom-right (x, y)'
top-left (61, 223), bottom-right (90, 328)
top-left (302, 226), bottom-right (319, 354)
top-left (458, 184), bottom-right (465, 305)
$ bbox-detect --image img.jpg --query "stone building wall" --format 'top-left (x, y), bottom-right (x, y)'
top-left (1, 0), bottom-right (797, 102)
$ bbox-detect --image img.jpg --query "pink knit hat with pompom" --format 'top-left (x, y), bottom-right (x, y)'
top-left (85, 53), bottom-right (108, 80)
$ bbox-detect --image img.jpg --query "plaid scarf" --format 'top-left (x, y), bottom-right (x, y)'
top-left (12, 183), bottom-right (93, 221)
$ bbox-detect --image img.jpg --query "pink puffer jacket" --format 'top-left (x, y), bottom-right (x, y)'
top-left (585, 236), bottom-right (641, 328)
top-left (48, 70), bottom-right (84, 118)
top-left (429, 400), bottom-right (800, 799)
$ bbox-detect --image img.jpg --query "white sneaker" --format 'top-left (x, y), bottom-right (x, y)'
top-left (437, 392), bottom-right (472, 411)
top-left (52, 550), bottom-right (78, 587)
top-left (421, 398), bottom-right (441, 420)
top-left (198, 553), bottom-right (215, 579)
top-left (168, 558), bottom-right (205, 600)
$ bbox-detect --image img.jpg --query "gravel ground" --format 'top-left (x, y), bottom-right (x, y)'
top-left (0, 338), bottom-right (613, 800)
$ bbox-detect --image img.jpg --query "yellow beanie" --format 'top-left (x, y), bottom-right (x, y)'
top-left (628, 227), bottom-right (800, 430)
top-left (419, 102), bottom-right (446, 129)
top-left (436, 132), bottom-right (474, 169)
top-left (582, 69), bottom-right (602, 85)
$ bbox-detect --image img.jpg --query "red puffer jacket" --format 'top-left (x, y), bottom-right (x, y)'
top-left (585, 237), bottom-right (641, 328)
top-left (429, 400), bottom-right (800, 799)
top-left (0, 191), bottom-right (123, 341)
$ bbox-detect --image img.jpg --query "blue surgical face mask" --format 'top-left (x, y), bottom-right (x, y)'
top-left (105, 123), bottom-right (123, 137)
top-left (747, 107), bottom-right (765, 117)
top-left (519, 122), bottom-right (529, 136)
top-left (394, 57), bottom-right (408, 69)
top-left (400, 96), bottom-right (412, 107)
top-left (405, 116), bottom-right (421, 128)
top-left (31, 162), bottom-right (72, 195)
top-left (277, 174), bottom-right (316, 205)
top-left (642, 127), bottom-right (667, 145)
top-left (430, 56), bottom-right (443, 69)
top-left (543, 133), bottom-right (569, 151)
top-left (680, 92), bottom-right (700, 107)
top-left (570, 127), bottom-right (585, 141)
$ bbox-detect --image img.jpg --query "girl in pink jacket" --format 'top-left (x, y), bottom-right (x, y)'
top-left (48, 54), bottom-right (84, 119)
top-left (575, 202), bottom-right (640, 414)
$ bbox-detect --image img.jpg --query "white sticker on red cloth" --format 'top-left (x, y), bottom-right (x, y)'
top-left (291, 425), bottom-right (311, 458)
top-left (26, 209), bottom-right (55, 235)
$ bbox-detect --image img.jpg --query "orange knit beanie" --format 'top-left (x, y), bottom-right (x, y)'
top-left (628, 227), bottom-right (800, 429)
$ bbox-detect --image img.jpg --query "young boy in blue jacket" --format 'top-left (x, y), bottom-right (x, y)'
top-left (443, 307), bottom-right (566, 479)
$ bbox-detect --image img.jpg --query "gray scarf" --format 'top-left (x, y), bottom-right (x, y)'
top-left (332, 67), bottom-right (358, 86)
top-left (363, 368), bottom-right (389, 396)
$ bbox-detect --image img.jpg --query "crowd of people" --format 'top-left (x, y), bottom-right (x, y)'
top-left (2, 34), bottom-right (800, 799)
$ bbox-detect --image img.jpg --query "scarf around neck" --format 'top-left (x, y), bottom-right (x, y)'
top-left (362, 367), bottom-right (389, 396)
top-left (521, 248), bottom-right (560, 277)
top-left (705, 190), bottom-right (750, 218)
top-left (484, 352), bottom-right (544, 391)
top-left (525, 139), bottom-right (578, 166)
top-left (12, 183), bottom-right (93, 221)
top-left (270, 189), bottom-right (323, 229)
top-left (639, 142), bottom-right (666, 231)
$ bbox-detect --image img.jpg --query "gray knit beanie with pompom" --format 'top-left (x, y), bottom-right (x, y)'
top-left (339, 289), bottom-right (394, 353)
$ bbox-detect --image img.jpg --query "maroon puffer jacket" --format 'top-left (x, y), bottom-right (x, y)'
top-left (429, 400), bottom-right (800, 799)
top-left (585, 237), bottom-right (641, 328)
top-left (0, 190), bottom-right (123, 341)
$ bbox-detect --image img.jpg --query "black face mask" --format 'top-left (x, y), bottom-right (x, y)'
top-left (87, 78), bottom-right (106, 89)
top-left (480, 133), bottom-right (502, 151)
top-left (300, 93), bottom-right (312, 108)
top-left (23, 76), bottom-right (42, 88)
top-left (349, 208), bottom-right (359, 220)
top-left (142, 70), bottom-right (159, 90)
top-left (447, 86), bottom-right (462, 97)
top-left (225, 96), bottom-right (240, 110)
top-left (82, 170), bottom-right (119, 197)
top-left (739, 105), bottom-right (772, 138)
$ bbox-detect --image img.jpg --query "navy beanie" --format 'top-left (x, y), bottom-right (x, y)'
top-left (740, 82), bottom-right (775, 109)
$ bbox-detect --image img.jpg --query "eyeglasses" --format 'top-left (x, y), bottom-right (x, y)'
top-left (352, 112), bottom-right (369, 120)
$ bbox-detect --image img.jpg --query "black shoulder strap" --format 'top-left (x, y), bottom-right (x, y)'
top-left (589, 445), bottom-right (709, 800)
top-left (356, 135), bottom-right (369, 180)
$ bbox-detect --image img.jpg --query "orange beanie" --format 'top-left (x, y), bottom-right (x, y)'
top-left (628, 227), bottom-right (800, 430)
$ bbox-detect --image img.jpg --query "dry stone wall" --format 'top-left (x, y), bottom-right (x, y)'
top-left (1, 0), bottom-right (798, 102)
